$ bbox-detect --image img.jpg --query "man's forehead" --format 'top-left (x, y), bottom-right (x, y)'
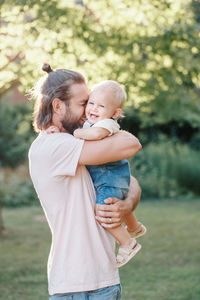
top-left (70, 83), bottom-right (89, 100)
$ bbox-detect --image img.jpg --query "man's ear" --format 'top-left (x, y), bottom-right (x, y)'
top-left (52, 98), bottom-right (65, 114)
top-left (112, 108), bottom-right (122, 120)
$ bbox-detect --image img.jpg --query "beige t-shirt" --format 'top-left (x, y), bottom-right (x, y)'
top-left (29, 131), bottom-right (119, 295)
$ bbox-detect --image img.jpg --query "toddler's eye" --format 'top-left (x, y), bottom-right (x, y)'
top-left (89, 101), bottom-right (94, 105)
top-left (100, 105), bottom-right (105, 108)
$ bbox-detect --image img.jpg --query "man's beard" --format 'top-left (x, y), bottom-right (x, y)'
top-left (61, 108), bottom-right (81, 135)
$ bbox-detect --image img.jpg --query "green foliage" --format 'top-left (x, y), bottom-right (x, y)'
top-left (0, 177), bottom-right (37, 207)
top-left (175, 145), bottom-right (200, 194)
top-left (1, 0), bottom-right (200, 131)
top-left (130, 141), bottom-right (200, 198)
top-left (120, 106), bottom-right (200, 148)
top-left (0, 102), bottom-right (36, 211)
top-left (1, 0), bottom-right (200, 207)
top-left (0, 101), bottom-right (34, 168)
top-left (190, 131), bottom-right (200, 150)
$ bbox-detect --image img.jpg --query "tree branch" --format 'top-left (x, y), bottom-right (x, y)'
top-left (0, 52), bottom-right (22, 72)
top-left (0, 79), bottom-right (20, 98)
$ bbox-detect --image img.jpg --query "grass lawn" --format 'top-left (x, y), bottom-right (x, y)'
top-left (0, 199), bottom-right (200, 300)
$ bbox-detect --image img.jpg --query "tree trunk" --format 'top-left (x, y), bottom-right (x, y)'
top-left (0, 206), bottom-right (5, 234)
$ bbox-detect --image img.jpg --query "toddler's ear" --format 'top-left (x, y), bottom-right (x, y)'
top-left (112, 108), bottom-right (122, 120)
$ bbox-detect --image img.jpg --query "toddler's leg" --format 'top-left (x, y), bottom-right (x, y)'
top-left (96, 187), bottom-right (135, 245)
top-left (124, 213), bottom-right (147, 239)
top-left (124, 212), bottom-right (139, 232)
top-left (96, 187), bottom-right (141, 267)
top-left (107, 225), bottom-right (131, 247)
top-left (107, 225), bottom-right (141, 268)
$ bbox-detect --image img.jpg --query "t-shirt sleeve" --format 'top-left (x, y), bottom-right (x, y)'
top-left (93, 119), bottom-right (120, 136)
top-left (50, 133), bottom-right (84, 177)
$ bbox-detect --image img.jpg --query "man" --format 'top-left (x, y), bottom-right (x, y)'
top-left (29, 64), bottom-right (142, 299)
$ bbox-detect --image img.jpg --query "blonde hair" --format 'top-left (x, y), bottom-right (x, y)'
top-left (92, 80), bottom-right (127, 108)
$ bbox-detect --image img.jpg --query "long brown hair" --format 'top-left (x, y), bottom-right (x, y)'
top-left (31, 63), bottom-right (86, 132)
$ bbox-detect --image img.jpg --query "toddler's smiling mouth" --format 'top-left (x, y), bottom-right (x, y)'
top-left (89, 113), bottom-right (99, 119)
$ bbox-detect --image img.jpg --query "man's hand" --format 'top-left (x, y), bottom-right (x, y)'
top-left (95, 197), bottom-right (132, 228)
top-left (95, 176), bottom-right (141, 228)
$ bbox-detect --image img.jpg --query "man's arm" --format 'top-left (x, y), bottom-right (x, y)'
top-left (79, 131), bottom-right (142, 165)
top-left (95, 176), bottom-right (142, 228)
top-left (74, 127), bottom-right (110, 140)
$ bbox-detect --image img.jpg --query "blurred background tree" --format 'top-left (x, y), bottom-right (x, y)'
top-left (0, 102), bottom-right (35, 231)
top-left (0, 0), bottom-right (200, 220)
top-left (1, 0), bottom-right (200, 138)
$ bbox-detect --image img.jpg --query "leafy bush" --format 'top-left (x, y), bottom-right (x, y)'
top-left (175, 145), bottom-right (200, 194)
top-left (1, 141), bottom-right (199, 207)
top-left (0, 101), bottom-right (35, 168)
top-left (0, 175), bottom-right (37, 207)
top-left (0, 101), bottom-right (37, 208)
top-left (130, 141), bottom-right (200, 199)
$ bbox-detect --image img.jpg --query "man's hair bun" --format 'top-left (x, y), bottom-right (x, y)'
top-left (42, 63), bottom-right (53, 74)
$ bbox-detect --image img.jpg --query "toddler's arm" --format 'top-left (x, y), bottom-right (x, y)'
top-left (74, 127), bottom-right (110, 140)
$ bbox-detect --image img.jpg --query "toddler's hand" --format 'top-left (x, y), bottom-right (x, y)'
top-left (46, 126), bottom-right (60, 134)
top-left (73, 129), bottom-right (80, 138)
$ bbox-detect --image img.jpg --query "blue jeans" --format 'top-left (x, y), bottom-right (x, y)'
top-left (95, 186), bottom-right (127, 205)
top-left (49, 284), bottom-right (121, 300)
top-left (87, 159), bottom-right (130, 205)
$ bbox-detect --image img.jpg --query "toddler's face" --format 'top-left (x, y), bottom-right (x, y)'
top-left (86, 90), bottom-right (119, 124)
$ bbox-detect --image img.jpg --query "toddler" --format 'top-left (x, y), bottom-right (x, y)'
top-left (48, 80), bottom-right (146, 267)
